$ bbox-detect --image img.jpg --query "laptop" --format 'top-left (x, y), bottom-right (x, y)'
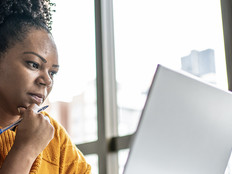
top-left (123, 64), bottom-right (232, 174)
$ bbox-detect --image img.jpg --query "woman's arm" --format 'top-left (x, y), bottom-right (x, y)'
top-left (0, 104), bottom-right (54, 174)
top-left (0, 144), bottom-right (36, 174)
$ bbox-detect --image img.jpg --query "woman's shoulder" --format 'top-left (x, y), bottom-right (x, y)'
top-left (42, 112), bottom-right (70, 144)
top-left (40, 112), bottom-right (91, 173)
top-left (40, 112), bottom-right (73, 162)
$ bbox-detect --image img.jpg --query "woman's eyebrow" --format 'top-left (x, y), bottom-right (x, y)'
top-left (23, 51), bottom-right (59, 68)
top-left (23, 51), bottom-right (47, 63)
top-left (52, 64), bottom-right (59, 68)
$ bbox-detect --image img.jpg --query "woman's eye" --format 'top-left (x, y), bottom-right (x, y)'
top-left (50, 71), bottom-right (57, 77)
top-left (27, 61), bottom-right (39, 69)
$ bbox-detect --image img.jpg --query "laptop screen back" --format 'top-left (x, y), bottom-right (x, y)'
top-left (123, 65), bottom-right (232, 174)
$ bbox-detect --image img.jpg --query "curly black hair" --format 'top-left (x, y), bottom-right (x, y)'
top-left (0, 0), bottom-right (56, 57)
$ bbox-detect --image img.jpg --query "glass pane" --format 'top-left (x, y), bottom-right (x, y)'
top-left (118, 149), bottom-right (130, 174)
top-left (85, 154), bottom-right (99, 174)
top-left (113, 0), bottom-right (227, 136)
top-left (45, 0), bottom-right (97, 144)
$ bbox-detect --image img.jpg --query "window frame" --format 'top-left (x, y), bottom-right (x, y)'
top-left (221, 0), bottom-right (232, 90)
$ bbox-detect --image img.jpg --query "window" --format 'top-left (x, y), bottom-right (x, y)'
top-left (113, 0), bottom-right (227, 173)
top-left (46, 0), bottom-right (98, 170)
top-left (49, 0), bottom-right (231, 173)
top-left (113, 0), bottom-right (227, 137)
top-left (49, 0), bottom-right (97, 144)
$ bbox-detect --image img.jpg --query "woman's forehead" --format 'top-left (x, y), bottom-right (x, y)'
top-left (23, 29), bottom-right (56, 49)
top-left (0, 29), bottom-right (59, 67)
top-left (19, 29), bottom-right (58, 60)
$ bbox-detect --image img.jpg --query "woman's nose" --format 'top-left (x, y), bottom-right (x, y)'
top-left (36, 72), bottom-right (52, 87)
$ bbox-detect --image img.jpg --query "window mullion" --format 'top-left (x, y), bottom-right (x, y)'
top-left (221, 0), bottom-right (232, 91)
top-left (101, 0), bottom-right (119, 173)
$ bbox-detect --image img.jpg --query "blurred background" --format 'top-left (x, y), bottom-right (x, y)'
top-left (44, 0), bottom-right (230, 173)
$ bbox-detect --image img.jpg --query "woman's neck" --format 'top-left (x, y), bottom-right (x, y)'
top-left (0, 107), bottom-right (20, 128)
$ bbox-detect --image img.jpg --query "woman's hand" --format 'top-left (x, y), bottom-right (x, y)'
top-left (0, 104), bottom-right (54, 174)
top-left (14, 104), bottom-right (54, 158)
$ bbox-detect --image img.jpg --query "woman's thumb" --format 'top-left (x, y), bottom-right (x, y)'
top-left (17, 107), bottom-right (26, 116)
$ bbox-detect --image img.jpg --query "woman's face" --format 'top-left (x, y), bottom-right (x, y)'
top-left (0, 28), bottom-right (59, 114)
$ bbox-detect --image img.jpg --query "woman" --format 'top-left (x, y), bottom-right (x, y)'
top-left (0, 0), bottom-right (91, 173)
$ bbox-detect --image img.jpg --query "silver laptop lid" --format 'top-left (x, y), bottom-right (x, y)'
top-left (123, 64), bottom-right (232, 174)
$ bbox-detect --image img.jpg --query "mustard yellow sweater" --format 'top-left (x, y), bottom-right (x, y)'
top-left (0, 113), bottom-right (91, 174)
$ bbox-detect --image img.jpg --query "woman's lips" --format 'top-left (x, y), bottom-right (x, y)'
top-left (28, 93), bottom-right (44, 104)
